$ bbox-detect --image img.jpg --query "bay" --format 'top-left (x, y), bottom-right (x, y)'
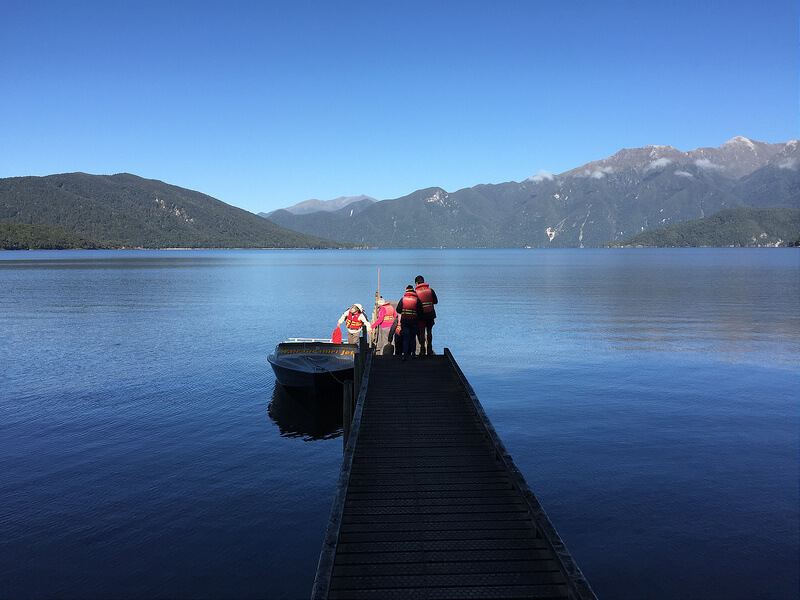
top-left (1, 248), bottom-right (798, 599)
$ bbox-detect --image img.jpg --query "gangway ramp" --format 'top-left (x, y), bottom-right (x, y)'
top-left (312, 350), bottom-right (595, 600)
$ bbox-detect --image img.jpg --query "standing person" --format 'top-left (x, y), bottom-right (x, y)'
top-left (387, 312), bottom-right (402, 356)
top-left (396, 285), bottom-right (423, 361)
top-left (414, 275), bottom-right (439, 355)
top-left (370, 298), bottom-right (396, 355)
top-left (337, 304), bottom-right (370, 344)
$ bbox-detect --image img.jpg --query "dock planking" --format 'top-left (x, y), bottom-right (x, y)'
top-left (312, 349), bottom-right (596, 600)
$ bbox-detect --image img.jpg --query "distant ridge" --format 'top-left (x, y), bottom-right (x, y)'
top-left (559, 137), bottom-right (795, 180)
top-left (0, 173), bottom-right (346, 249)
top-left (264, 137), bottom-right (799, 248)
top-left (264, 195), bottom-right (376, 217)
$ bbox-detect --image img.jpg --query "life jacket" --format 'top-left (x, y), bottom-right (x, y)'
top-left (345, 310), bottom-right (362, 330)
top-left (415, 283), bottom-right (435, 313)
top-left (381, 303), bottom-right (396, 326)
top-left (400, 291), bottom-right (419, 319)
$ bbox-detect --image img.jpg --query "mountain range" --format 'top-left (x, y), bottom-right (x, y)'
top-left (0, 173), bottom-right (344, 249)
top-left (265, 137), bottom-right (799, 248)
top-left (2, 137), bottom-right (797, 250)
top-left (263, 195), bottom-right (376, 216)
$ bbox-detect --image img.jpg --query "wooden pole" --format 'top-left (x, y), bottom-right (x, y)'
top-left (374, 268), bottom-right (381, 347)
top-left (356, 326), bottom-right (367, 394)
top-left (343, 380), bottom-right (353, 452)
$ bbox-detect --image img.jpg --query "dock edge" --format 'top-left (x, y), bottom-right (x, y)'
top-left (311, 349), bottom-right (374, 599)
top-left (444, 347), bottom-right (597, 600)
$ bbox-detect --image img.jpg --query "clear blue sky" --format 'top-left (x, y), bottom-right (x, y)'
top-left (2, 0), bottom-right (798, 214)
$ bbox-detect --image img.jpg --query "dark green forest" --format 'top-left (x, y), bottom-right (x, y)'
top-left (607, 207), bottom-right (800, 248)
top-left (0, 173), bottom-right (346, 249)
top-left (0, 221), bottom-right (118, 250)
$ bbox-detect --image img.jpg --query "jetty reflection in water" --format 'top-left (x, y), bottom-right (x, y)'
top-left (267, 381), bottom-right (343, 441)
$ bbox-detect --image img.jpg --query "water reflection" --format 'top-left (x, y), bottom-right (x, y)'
top-left (267, 381), bottom-right (343, 441)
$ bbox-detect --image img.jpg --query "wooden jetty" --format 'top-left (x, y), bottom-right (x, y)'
top-left (312, 348), bottom-right (596, 600)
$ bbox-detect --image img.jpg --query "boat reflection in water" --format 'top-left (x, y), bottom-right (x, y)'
top-left (267, 381), bottom-right (343, 441)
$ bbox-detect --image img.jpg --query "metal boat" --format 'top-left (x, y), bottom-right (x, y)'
top-left (268, 338), bottom-right (357, 397)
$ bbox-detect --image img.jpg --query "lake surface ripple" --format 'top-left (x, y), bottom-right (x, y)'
top-left (1, 248), bottom-right (798, 599)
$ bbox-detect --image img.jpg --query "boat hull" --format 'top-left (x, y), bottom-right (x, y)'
top-left (268, 340), bottom-right (357, 398)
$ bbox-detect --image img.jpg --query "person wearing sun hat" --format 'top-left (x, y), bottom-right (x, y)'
top-left (337, 303), bottom-right (370, 345)
top-left (370, 297), bottom-right (396, 354)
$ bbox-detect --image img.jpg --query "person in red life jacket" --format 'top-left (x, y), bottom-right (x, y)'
top-left (337, 303), bottom-right (370, 345)
top-left (370, 298), bottom-right (397, 355)
top-left (396, 285), bottom-right (423, 361)
top-left (414, 275), bottom-right (439, 355)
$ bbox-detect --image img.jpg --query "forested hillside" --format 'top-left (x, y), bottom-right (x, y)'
top-left (0, 173), bottom-right (345, 249)
top-left (606, 207), bottom-right (800, 247)
top-left (0, 221), bottom-right (115, 250)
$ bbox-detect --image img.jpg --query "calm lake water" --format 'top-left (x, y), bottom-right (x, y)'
top-left (1, 248), bottom-right (798, 600)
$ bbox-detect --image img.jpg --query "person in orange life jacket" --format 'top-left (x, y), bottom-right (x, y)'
top-left (337, 303), bottom-right (370, 345)
top-left (396, 285), bottom-right (423, 361)
top-left (414, 275), bottom-right (439, 355)
top-left (370, 298), bottom-right (396, 355)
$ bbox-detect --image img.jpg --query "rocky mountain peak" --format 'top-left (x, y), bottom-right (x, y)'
top-left (558, 144), bottom-right (686, 179)
top-left (557, 137), bottom-right (791, 181)
top-left (724, 135), bottom-right (758, 147)
top-left (767, 139), bottom-right (800, 171)
top-left (686, 137), bottom-right (786, 178)
top-left (277, 194), bottom-right (376, 215)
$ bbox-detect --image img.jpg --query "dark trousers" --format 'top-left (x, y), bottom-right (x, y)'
top-left (418, 319), bottom-right (434, 354)
top-left (401, 321), bottom-right (417, 357)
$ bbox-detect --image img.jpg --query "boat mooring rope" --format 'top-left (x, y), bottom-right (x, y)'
top-left (303, 356), bottom-right (348, 385)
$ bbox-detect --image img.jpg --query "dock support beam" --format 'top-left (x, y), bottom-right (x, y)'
top-left (343, 328), bottom-right (370, 452)
top-left (342, 380), bottom-right (353, 450)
